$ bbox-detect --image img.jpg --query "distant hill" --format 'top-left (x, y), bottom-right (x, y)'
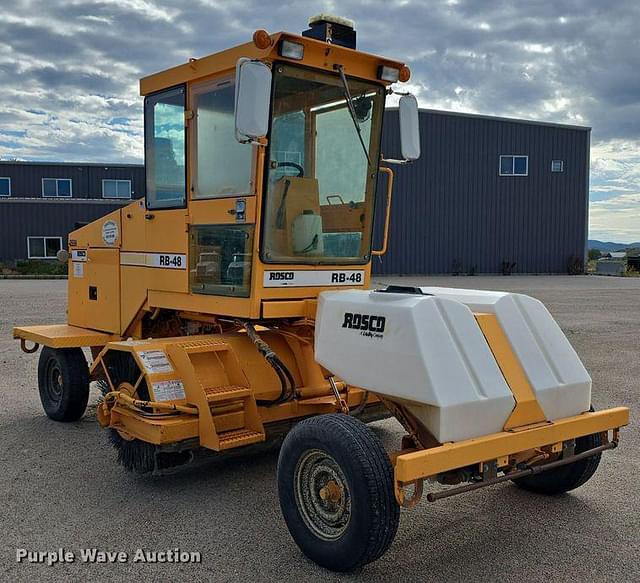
top-left (588, 239), bottom-right (640, 252)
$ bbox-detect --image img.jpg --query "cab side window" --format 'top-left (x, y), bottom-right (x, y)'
top-left (191, 78), bottom-right (253, 199)
top-left (145, 86), bottom-right (186, 209)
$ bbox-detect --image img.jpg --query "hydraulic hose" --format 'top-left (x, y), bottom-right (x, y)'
top-left (271, 354), bottom-right (296, 400)
top-left (239, 321), bottom-right (297, 406)
top-left (349, 391), bottom-right (369, 417)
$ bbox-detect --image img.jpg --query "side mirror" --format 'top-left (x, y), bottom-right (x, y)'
top-left (399, 94), bottom-right (420, 161)
top-left (234, 59), bottom-right (272, 143)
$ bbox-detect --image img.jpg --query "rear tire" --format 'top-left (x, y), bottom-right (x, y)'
top-left (277, 414), bottom-right (399, 572)
top-left (37, 347), bottom-right (89, 422)
top-left (513, 431), bottom-right (603, 495)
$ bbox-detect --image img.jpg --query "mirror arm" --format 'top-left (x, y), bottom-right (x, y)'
top-left (380, 158), bottom-right (412, 165)
top-left (386, 88), bottom-right (412, 96)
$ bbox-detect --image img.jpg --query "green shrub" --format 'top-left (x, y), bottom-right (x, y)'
top-left (14, 260), bottom-right (68, 275)
top-left (588, 248), bottom-right (602, 261)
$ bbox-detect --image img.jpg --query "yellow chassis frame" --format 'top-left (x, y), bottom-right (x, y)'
top-left (393, 407), bottom-right (629, 505)
top-left (13, 324), bottom-right (117, 350)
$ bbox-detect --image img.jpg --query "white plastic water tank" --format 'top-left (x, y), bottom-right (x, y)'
top-left (418, 287), bottom-right (592, 421)
top-left (315, 289), bottom-right (516, 442)
top-left (315, 287), bottom-right (592, 443)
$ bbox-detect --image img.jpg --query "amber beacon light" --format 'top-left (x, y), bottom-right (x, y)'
top-left (253, 29), bottom-right (272, 49)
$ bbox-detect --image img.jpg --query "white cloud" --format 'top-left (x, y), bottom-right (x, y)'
top-left (590, 192), bottom-right (640, 243)
top-left (522, 43), bottom-right (553, 54)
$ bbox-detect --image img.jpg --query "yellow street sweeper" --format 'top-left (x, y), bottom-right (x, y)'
top-left (14, 15), bottom-right (629, 572)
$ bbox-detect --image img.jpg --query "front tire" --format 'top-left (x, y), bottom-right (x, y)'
top-left (277, 414), bottom-right (399, 572)
top-left (37, 347), bottom-right (89, 422)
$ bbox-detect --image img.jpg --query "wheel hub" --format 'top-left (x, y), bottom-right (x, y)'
top-left (319, 479), bottom-right (342, 504)
top-left (294, 449), bottom-right (351, 541)
top-left (46, 362), bottom-right (64, 402)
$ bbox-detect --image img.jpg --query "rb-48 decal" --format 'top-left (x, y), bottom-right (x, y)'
top-left (263, 270), bottom-right (365, 287)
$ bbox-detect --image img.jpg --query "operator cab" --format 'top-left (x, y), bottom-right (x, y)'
top-left (139, 15), bottom-right (419, 319)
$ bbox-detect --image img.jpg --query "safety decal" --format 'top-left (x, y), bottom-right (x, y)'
top-left (151, 379), bottom-right (186, 402)
top-left (139, 350), bottom-right (174, 374)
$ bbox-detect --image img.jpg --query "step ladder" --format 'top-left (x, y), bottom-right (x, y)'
top-left (167, 339), bottom-right (265, 451)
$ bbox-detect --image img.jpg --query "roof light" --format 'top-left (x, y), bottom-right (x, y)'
top-left (253, 29), bottom-right (272, 50)
top-left (279, 40), bottom-right (304, 60)
top-left (399, 65), bottom-right (411, 82)
top-left (378, 65), bottom-right (400, 83)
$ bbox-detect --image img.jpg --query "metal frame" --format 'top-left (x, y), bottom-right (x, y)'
top-left (394, 407), bottom-right (628, 485)
top-left (14, 324), bottom-right (117, 349)
top-left (424, 439), bottom-right (618, 502)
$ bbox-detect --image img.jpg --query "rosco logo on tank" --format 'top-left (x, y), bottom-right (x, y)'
top-left (341, 312), bottom-right (386, 339)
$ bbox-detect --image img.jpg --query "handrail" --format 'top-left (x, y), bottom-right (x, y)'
top-left (372, 166), bottom-right (394, 256)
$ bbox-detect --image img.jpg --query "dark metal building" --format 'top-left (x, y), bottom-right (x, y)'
top-left (0, 161), bottom-right (145, 262)
top-left (373, 109), bottom-right (590, 275)
top-left (1, 109), bottom-right (589, 272)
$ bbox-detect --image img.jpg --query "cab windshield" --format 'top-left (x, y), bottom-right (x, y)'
top-left (262, 64), bottom-right (384, 264)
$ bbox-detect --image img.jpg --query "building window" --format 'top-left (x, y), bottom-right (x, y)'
top-left (551, 160), bottom-right (564, 173)
top-left (42, 178), bottom-right (72, 197)
top-left (499, 155), bottom-right (528, 176)
top-left (102, 179), bottom-right (132, 199)
top-left (27, 236), bottom-right (63, 259)
top-left (0, 177), bottom-right (10, 196)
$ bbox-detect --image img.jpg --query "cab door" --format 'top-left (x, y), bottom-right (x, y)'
top-left (187, 75), bottom-right (257, 300)
top-left (141, 85), bottom-right (189, 296)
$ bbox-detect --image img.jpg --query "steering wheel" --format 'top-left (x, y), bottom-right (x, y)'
top-left (277, 161), bottom-right (304, 178)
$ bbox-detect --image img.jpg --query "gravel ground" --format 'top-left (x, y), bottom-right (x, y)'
top-left (0, 276), bottom-right (638, 582)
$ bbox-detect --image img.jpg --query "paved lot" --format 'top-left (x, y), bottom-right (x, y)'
top-left (0, 276), bottom-right (638, 582)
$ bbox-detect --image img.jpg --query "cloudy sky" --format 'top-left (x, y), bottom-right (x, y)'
top-left (0, 0), bottom-right (638, 242)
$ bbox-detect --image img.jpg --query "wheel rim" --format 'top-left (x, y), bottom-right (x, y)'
top-left (294, 449), bottom-right (351, 541)
top-left (45, 360), bottom-right (64, 403)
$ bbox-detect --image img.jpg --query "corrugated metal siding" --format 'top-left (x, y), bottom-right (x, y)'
top-left (0, 112), bottom-right (588, 271)
top-left (0, 199), bottom-right (128, 260)
top-left (0, 162), bottom-right (145, 200)
top-left (373, 110), bottom-right (589, 275)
